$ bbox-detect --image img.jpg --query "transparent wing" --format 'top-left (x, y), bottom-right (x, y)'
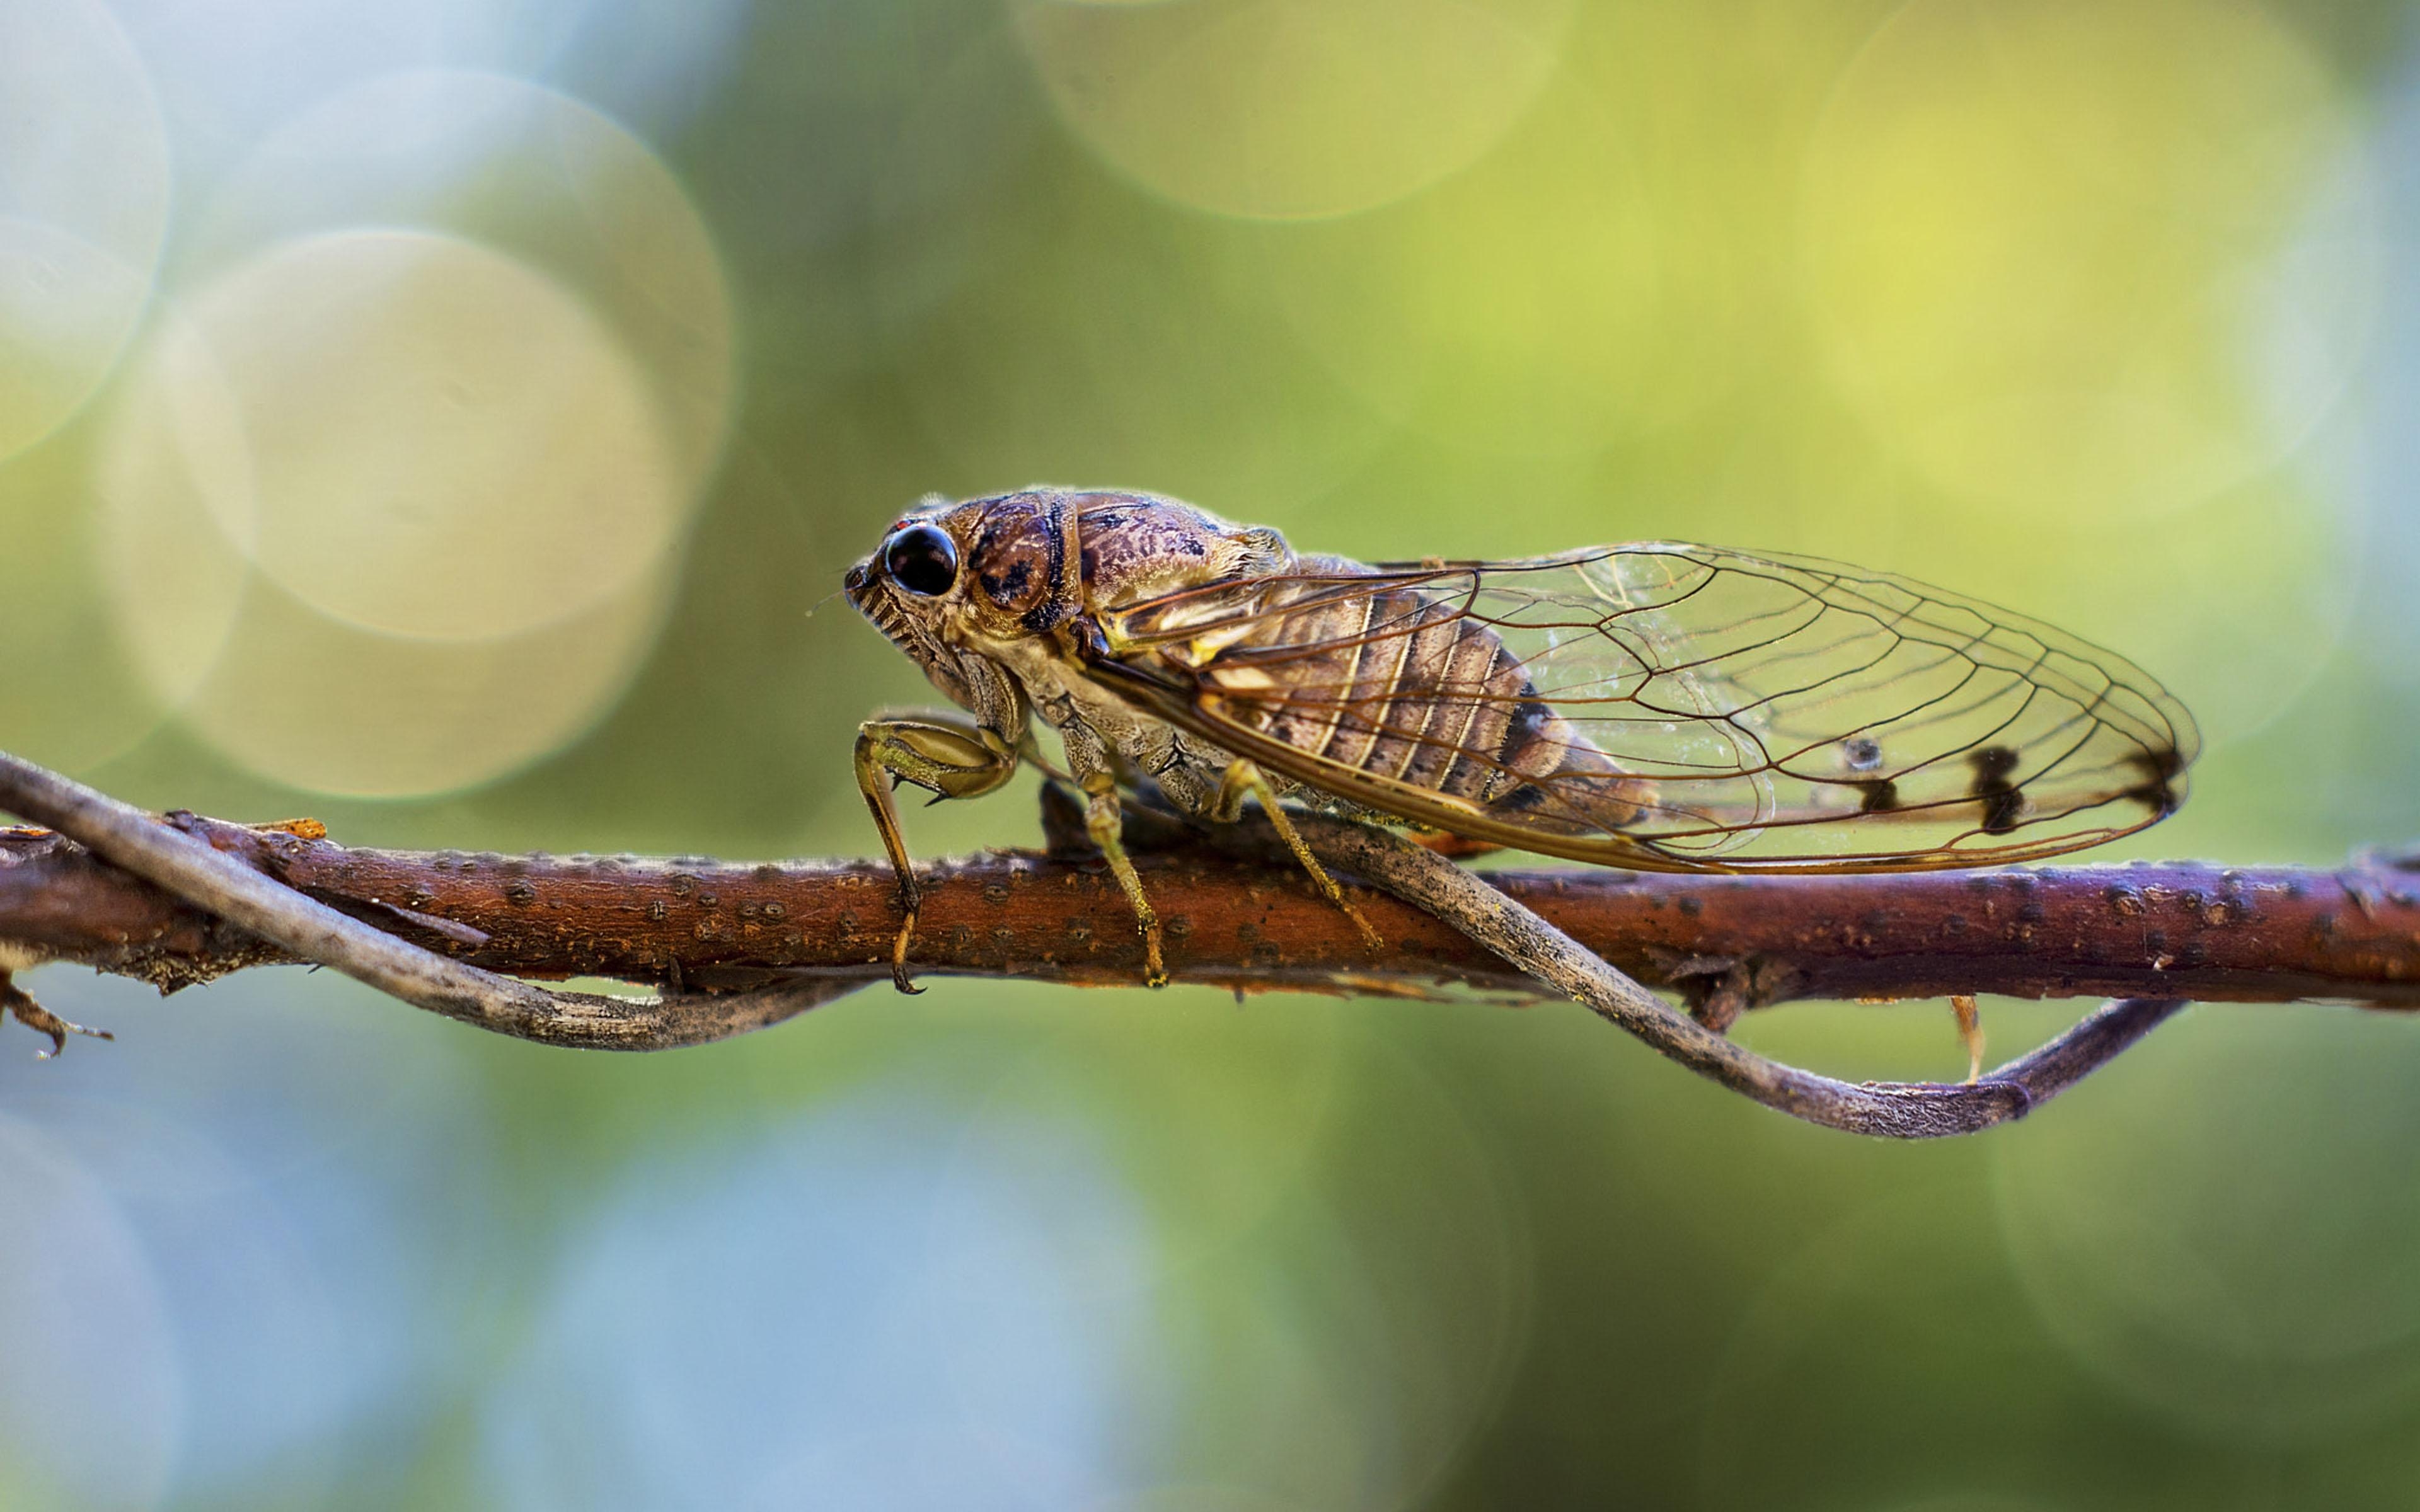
top-left (1090, 543), bottom-right (2198, 873)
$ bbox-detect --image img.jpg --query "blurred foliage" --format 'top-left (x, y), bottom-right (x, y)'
top-left (6, 0), bottom-right (2420, 1507)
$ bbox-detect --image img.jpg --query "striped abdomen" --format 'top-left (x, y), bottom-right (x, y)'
top-left (1199, 566), bottom-right (1648, 832)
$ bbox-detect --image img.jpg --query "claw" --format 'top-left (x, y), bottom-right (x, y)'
top-left (1140, 919), bottom-right (1168, 988)
top-left (858, 714), bottom-right (1019, 997)
top-left (890, 915), bottom-right (926, 995)
top-left (1, 972), bottom-right (113, 1058)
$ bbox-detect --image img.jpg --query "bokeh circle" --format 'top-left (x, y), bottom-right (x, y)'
top-left (1801, 0), bottom-right (2377, 519)
top-left (100, 231), bottom-right (686, 797)
top-left (193, 68), bottom-right (734, 496)
top-left (1013, 0), bottom-right (1577, 221)
top-left (0, 0), bottom-right (171, 461)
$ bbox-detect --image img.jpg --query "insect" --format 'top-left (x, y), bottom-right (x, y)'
top-left (846, 488), bottom-right (2196, 992)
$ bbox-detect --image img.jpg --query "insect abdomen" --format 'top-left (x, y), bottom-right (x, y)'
top-left (1214, 566), bottom-right (1648, 830)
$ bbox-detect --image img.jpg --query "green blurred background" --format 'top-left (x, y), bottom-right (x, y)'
top-left (6, 0), bottom-right (2420, 1506)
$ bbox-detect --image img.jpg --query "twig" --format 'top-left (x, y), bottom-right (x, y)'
top-left (1292, 813), bottom-right (2187, 1137)
top-left (0, 752), bottom-right (858, 1050)
top-left (4, 805), bottom-right (2410, 1007)
top-left (2, 746), bottom-right (2412, 1135)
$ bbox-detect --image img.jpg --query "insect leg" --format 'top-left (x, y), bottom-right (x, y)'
top-left (1211, 760), bottom-right (1384, 952)
top-left (1078, 769), bottom-right (1168, 988)
top-left (2, 968), bottom-right (112, 1058)
top-left (854, 714), bottom-right (1021, 994)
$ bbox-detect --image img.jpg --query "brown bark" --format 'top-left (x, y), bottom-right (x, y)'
top-left (4, 812), bottom-right (2413, 1012)
top-left (9, 741), bottom-right (2409, 1139)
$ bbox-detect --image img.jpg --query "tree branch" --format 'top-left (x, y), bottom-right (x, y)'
top-left (5, 791), bottom-right (2409, 1009)
top-left (4, 747), bottom-right (2415, 1137)
top-left (0, 750), bottom-right (856, 1050)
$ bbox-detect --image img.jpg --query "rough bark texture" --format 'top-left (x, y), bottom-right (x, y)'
top-left (4, 813), bottom-right (2413, 1011)
top-left (9, 735), bottom-right (2414, 1138)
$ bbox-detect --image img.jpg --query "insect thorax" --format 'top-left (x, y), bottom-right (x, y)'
top-left (935, 493), bottom-right (1299, 811)
top-left (980, 629), bottom-right (1244, 817)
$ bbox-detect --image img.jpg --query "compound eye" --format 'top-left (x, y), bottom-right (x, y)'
top-left (883, 523), bottom-right (958, 597)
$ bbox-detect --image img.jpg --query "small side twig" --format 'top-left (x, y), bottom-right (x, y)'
top-left (0, 752), bottom-right (861, 1050)
top-left (1293, 813), bottom-right (2187, 1138)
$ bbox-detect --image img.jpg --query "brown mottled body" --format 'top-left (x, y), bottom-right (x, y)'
top-left (845, 486), bottom-right (2195, 988)
top-left (848, 488), bottom-right (1396, 986)
top-left (852, 488), bottom-right (1628, 830)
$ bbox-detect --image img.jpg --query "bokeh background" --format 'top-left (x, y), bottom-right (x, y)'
top-left (4, 0), bottom-right (2420, 1506)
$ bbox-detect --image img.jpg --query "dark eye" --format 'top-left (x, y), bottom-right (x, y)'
top-left (883, 523), bottom-right (958, 597)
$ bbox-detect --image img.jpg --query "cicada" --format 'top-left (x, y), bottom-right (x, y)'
top-left (846, 488), bottom-right (2196, 990)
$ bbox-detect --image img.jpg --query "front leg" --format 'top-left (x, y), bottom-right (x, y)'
top-left (855, 713), bottom-right (1020, 993)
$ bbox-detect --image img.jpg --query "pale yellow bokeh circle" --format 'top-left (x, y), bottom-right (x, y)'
top-left (196, 69), bottom-right (734, 495)
top-left (169, 565), bottom-right (678, 799)
top-left (1013, 0), bottom-right (1577, 221)
top-left (166, 229), bottom-right (683, 642)
top-left (0, 0), bottom-right (170, 461)
top-left (99, 233), bottom-right (684, 798)
top-left (95, 312), bottom-right (256, 711)
top-left (1802, 0), bottom-right (2377, 518)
